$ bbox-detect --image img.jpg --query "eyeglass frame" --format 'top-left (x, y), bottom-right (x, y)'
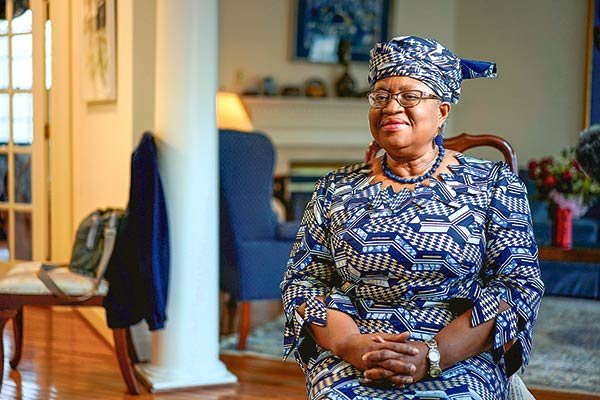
top-left (367, 89), bottom-right (442, 109)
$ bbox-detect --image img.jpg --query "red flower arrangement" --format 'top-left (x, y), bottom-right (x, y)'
top-left (528, 147), bottom-right (600, 217)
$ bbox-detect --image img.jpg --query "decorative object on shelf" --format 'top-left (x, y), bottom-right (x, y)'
top-left (528, 147), bottom-right (600, 248)
top-left (216, 92), bottom-right (254, 132)
top-left (335, 39), bottom-right (356, 97)
top-left (262, 76), bottom-right (278, 96)
top-left (294, 0), bottom-right (390, 63)
top-left (304, 78), bottom-right (328, 97)
top-left (81, 0), bottom-right (117, 103)
top-left (241, 87), bottom-right (260, 96)
top-left (280, 85), bottom-right (301, 96)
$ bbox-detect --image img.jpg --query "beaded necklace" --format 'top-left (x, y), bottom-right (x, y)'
top-left (381, 140), bottom-right (445, 184)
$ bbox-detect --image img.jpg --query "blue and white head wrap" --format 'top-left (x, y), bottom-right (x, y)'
top-left (368, 36), bottom-right (497, 104)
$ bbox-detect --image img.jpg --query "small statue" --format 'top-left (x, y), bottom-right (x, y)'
top-left (335, 39), bottom-right (356, 97)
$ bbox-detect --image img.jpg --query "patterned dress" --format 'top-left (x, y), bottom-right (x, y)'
top-left (280, 154), bottom-right (544, 400)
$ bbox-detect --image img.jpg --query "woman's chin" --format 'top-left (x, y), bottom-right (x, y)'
top-left (377, 133), bottom-right (411, 149)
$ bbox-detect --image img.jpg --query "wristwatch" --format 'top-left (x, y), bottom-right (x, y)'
top-left (425, 339), bottom-right (442, 378)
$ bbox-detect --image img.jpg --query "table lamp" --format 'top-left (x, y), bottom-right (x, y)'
top-left (216, 92), bottom-right (254, 131)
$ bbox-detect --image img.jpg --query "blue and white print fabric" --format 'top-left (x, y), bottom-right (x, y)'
top-left (280, 154), bottom-right (544, 400)
top-left (368, 36), bottom-right (497, 103)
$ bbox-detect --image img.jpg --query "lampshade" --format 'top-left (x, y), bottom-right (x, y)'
top-left (216, 92), bottom-right (254, 131)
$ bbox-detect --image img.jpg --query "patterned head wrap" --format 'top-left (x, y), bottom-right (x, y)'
top-left (368, 36), bottom-right (497, 104)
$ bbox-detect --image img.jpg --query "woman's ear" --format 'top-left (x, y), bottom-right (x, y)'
top-left (438, 102), bottom-right (451, 126)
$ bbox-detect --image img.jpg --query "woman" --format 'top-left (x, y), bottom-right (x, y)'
top-left (280, 36), bottom-right (544, 400)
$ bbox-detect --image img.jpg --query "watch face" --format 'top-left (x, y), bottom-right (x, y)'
top-left (428, 350), bottom-right (441, 363)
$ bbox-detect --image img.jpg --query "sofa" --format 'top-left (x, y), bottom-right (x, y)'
top-left (519, 171), bottom-right (600, 299)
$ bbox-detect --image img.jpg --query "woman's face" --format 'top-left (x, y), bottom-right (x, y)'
top-left (368, 76), bottom-right (450, 158)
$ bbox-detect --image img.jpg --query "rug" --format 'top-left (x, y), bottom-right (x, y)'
top-left (219, 296), bottom-right (600, 396)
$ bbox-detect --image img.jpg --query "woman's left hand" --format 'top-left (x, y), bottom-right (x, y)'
top-left (362, 337), bottom-right (429, 387)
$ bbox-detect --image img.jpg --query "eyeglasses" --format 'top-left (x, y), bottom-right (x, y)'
top-left (367, 90), bottom-right (440, 109)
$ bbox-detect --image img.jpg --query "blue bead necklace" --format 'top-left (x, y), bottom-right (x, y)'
top-left (381, 138), bottom-right (445, 184)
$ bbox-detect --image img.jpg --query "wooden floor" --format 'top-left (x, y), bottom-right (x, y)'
top-left (0, 307), bottom-right (597, 400)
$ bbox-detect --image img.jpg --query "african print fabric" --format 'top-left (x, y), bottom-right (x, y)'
top-left (280, 154), bottom-right (544, 400)
top-left (368, 36), bottom-right (497, 104)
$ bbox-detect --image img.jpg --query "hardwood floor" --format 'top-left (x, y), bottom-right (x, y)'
top-left (0, 306), bottom-right (597, 400)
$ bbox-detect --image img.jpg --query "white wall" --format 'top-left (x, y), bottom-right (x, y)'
top-left (219, 0), bottom-right (589, 166)
top-left (70, 0), bottom-right (155, 228)
top-left (452, 0), bottom-right (588, 162)
top-left (70, 0), bottom-right (133, 225)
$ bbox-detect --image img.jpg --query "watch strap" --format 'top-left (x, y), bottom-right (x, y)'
top-left (425, 338), bottom-right (442, 378)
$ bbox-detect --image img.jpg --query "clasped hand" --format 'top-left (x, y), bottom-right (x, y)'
top-left (336, 332), bottom-right (428, 388)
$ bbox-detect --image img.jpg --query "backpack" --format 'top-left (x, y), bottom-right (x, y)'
top-left (37, 208), bottom-right (126, 301)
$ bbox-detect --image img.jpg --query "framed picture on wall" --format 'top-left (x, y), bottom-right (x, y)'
top-left (81, 0), bottom-right (117, 103)
top-left (586, 0), bottom-right (599, 126)
top-left (294, 0), bottom-right (390, 63)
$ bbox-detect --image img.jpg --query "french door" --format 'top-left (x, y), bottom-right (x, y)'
top-left (0, 0), bottom-right (48, 263)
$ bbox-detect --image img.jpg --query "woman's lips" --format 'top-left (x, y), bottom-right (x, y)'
top-left (381, 118), bottom-right (409, 131)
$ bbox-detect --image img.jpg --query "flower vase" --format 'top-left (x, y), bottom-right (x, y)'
top-left (551, 206), bottom-right (572, 249)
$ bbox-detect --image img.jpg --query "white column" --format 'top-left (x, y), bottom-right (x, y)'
top-left (134, 0), bottom-right (237, 391)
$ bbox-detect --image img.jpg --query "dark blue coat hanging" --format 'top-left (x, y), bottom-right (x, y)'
top-left (104, 132), bottom-right (170, 330)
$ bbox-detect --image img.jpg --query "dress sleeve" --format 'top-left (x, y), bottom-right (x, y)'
top-left (280, 175), bottom-right (337, 362)
top-left (472, 162), bottom-right (544, 375)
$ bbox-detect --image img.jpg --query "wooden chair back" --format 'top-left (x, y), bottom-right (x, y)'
top-left (365, 132), bottom-right (518, 173)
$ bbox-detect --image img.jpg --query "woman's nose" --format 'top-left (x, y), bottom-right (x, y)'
top-left (382, 98), bottom-right (405, 114)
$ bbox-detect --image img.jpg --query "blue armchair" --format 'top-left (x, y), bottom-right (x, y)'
top-left (219, 129), bottom-right (297, 349)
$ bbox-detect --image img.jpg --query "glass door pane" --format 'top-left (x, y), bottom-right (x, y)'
top-left (0, 94), bottom-right (8, 144)
top-left (11, 5), bottom-right (31, 34)
top-left (14, 153), bottom-right (30, 203)
top-left (14, 210), bottom-right (31, 259)
top-left (0, 209), bottom-right (8, 261)
top-left (11, 34), bottom-right (32, 90)
top-left (0, 0), bottom-right (44, 262)
top-left (12, 92), bottom-right (32, 145)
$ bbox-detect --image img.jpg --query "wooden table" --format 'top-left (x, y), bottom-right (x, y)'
top-left (539, 246), bottom-right (600, 263)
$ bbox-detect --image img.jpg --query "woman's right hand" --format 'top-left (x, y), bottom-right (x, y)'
top-left (305, 305), bottom-right (418, 382)
top-left (333, 332), bottom-right (418, 372)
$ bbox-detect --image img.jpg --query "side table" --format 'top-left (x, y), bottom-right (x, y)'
top-left (539, 247), bottom-right (600, 263)
top-left (538, 247), bottom-right (600, 299)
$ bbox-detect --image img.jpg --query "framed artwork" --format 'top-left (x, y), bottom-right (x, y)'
top-left (294, 0), bottom-right (390, 63)
top-left (81, 0), bottom-right (117, 103)
top-left (586, 0), bottom-right (599, 126)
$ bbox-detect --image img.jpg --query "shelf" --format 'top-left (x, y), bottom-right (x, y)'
top-left (242, 95), bottom-right (367, 106)
top-left (241, 95), bottom-right (371, 147)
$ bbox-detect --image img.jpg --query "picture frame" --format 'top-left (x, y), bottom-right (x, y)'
top-left (586, 0), bottom-right (599, 126)
top-left (81, 0), bottom-right (117, 103)
top-left (294, 0), bottom-right (390, 63)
